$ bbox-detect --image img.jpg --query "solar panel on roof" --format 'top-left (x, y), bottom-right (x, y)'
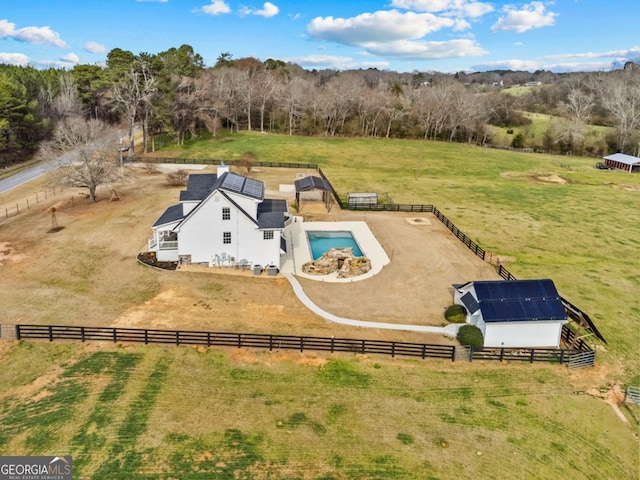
top-left (222, 174), bottom-right (244, 193)
top-left (242, 178), bottom-right (264, 198)
top-left (460, 292), bottom-right (480, 314)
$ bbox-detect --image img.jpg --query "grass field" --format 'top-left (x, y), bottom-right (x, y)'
top-left (1, 132), bottom-right (638, 479)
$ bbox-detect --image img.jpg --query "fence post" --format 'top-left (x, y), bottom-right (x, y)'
top-left (48, 325), bottom-right (53, 342)
top-left (112, 328), bottom-right (117, 343)
top-left (529, 350), bottom-right (535, 363)
top-left (422, 344), bottom-right (426, 359)
top-left (81, 327), bottom-right (85, 342)
top-left (175, 331), bottom-right (180, 346)
top-left (361, 339), bottom-right (366, 354)
top-left (237, 333), bottom-right (242, 348)
top-left (145, 330), bottom-right (149, 344)
top-left (207, 332), bottom-right (211, 347)
top-left (450, 346), bottom-right (455, 362)
top-left (391, 342), bottom-right (395, 357)
top-left (499, 348), bottom-right (504, 362)
top-left (300, 337), bottom-right (304, 352)
top-left (330, 336), bottom-right (335, 353)
top-left (269, 335), bottom-right (273, 351)
top-left (559, 349), bottom-right (565, 364)
top-left (15, 325), bottom-right (21, 340)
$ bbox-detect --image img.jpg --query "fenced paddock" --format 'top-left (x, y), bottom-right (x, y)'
top-left (8, 324), bottom-right (591, 366)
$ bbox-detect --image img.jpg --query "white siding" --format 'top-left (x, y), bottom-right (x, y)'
top-left (483, 321), bottom-right (566, 348)
top-left (175, 191), bottom-right (281, 267)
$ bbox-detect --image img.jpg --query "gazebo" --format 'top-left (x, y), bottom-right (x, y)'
top-left (294, 176), bottom-right (333, 211)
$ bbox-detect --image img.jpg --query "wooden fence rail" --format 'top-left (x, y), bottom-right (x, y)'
top-left (14, 325), bottom-right (457, 361)
top-left (10, 324), bottom-right (588, 366)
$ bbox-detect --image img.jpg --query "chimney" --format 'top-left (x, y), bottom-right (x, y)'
top-left (217, 161), bottom-right (230, 177)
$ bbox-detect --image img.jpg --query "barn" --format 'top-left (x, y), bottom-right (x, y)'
top-left (603, 153), bottom-right (640, 173)
top-left (453, 279), bottom-right (568, 348)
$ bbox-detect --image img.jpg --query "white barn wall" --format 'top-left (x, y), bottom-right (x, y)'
top-left (484, 321), bottom-right (565, 348)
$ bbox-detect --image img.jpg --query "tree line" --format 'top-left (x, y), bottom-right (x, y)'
top-left (1, 45), bottom-right (639, 168)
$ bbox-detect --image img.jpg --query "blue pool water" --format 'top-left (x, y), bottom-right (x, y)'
top-left (307, 231), bottom-right (363, 260)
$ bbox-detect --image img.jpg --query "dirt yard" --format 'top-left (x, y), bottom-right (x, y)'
top-left (0, 165), bottom-right (501, 345)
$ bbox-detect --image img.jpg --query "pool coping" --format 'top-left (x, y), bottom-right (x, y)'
top-left (280, 217), bottom-right (391, 283)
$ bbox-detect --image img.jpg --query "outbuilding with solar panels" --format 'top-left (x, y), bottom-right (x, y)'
top-left (453, 279), bottom-right (568, 348)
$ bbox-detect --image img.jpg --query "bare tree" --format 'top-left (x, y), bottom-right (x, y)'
top-left (589, 69), bottom-right (640, 153)
top-left (41, 116), bottom-right (120, 202)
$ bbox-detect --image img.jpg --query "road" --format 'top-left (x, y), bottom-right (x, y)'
top-left (0, 160), bottom-right (58, 195)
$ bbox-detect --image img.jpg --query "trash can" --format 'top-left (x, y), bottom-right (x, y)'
top-left (253, 265), bottom-right (262, 275)
top-left (267, 265), bottom-right (279, 276)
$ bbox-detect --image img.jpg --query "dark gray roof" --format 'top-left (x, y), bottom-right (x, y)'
top-left (179, 174), bottom-right (219, 202)
top-left (473, 279), bottom-right (566, 323)
top-left (152, 204), bottom-right (184, 227)
top-left (295, 176), bottom-right (331, 192)
top-left (257, 199), bottom-right (287, 228)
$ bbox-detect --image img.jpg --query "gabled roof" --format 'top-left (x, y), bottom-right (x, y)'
top-left (603, 153), bottom-right (640, 166)
top-left (152, 204), bottom-right (184, 227)
top-left (180, 174), bottom-right (219, 202)
top-left (472, 279), bottom-right (566, 323)
top-left (295, 176), bottom-right (331, 192)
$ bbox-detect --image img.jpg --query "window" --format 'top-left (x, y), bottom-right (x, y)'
top-left (263, 231), bottom-right (274, 240)
top-left (222, 207), bottom-right (230, 220)
top-left (223, 232), bottom-right (231, 244)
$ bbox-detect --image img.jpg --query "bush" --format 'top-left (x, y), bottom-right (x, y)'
top-left (457, 325), bottom-right (484, 349)
top-left (444, 304), bottom-right (467, 323)
top-left (166, 169), bottom-right (188, 186)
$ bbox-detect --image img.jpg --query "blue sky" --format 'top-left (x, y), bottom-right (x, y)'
top-left (1, 0), bottom-right (638, 73)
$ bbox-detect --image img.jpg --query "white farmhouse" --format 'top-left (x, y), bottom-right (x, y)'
top-left (148, 164), bottom-right (288, 269)
top-left (453, 279), bottom-right (568, 348)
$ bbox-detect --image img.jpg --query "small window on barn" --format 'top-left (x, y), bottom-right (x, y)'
top-left (223, 232), bottom-right (231, 244)
top-left (222, 207), bottom-right (230, 220)
top-left (263, 231), bottom-right (274, 240)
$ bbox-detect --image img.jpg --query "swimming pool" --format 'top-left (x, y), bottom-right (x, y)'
top-left (307, 231), bottom-right (364, 260)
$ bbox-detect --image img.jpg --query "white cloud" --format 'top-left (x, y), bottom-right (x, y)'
top-left (308, 10), bottom-right (460, 45)
top-left (0, 19), bottom-right (67, 47)
top-left (491, 2), bottom-right (557, 33)
top-left (61, 52), bottom-right (80, 64)
top-left (199, 0), bottom-right (231, 15)
top-left (363, 38), bottom-right (487, 60)
top-left (391, 0), bottom-right (493, 17)
top-left (0, 51), bottom-right (30, 66)
top-left (286, 54), bottom-right (390, 70)
top-left (471, 47), bottom-right (640, 72)
top-left (83, 41), bottom-right (107, 53)
top-left (242, 2), bottom-right (279, 18)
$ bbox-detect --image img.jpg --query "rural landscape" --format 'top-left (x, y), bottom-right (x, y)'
top-left (1, 130), bottom-right (639, 479)
top-left (0, 26), bottom-right (639, 478)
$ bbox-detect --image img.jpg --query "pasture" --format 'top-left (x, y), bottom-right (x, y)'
top-left (0, 132), bottom-right (638, 478)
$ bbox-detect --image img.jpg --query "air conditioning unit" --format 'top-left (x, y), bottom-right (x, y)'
top-left (296, 173), bottom-right (306, 179)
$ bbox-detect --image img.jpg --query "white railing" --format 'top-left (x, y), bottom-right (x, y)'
top-left (159, 241), bottom-right (178, 250)
top-left (148, 237), bottom-right (157, 250)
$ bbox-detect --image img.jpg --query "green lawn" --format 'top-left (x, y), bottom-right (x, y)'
top-left (0, 342), bottom-right (637, 479)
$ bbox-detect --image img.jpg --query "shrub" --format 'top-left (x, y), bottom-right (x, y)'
top-left (166, 169), bottom-right (188, 186)
top-left (444, 304), bottom-right (467, 323)
top-left (457, 325), bottom-right (484, 349)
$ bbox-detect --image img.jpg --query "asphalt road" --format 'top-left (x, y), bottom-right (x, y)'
top-left (0, 160), bottom-right (58, 195)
